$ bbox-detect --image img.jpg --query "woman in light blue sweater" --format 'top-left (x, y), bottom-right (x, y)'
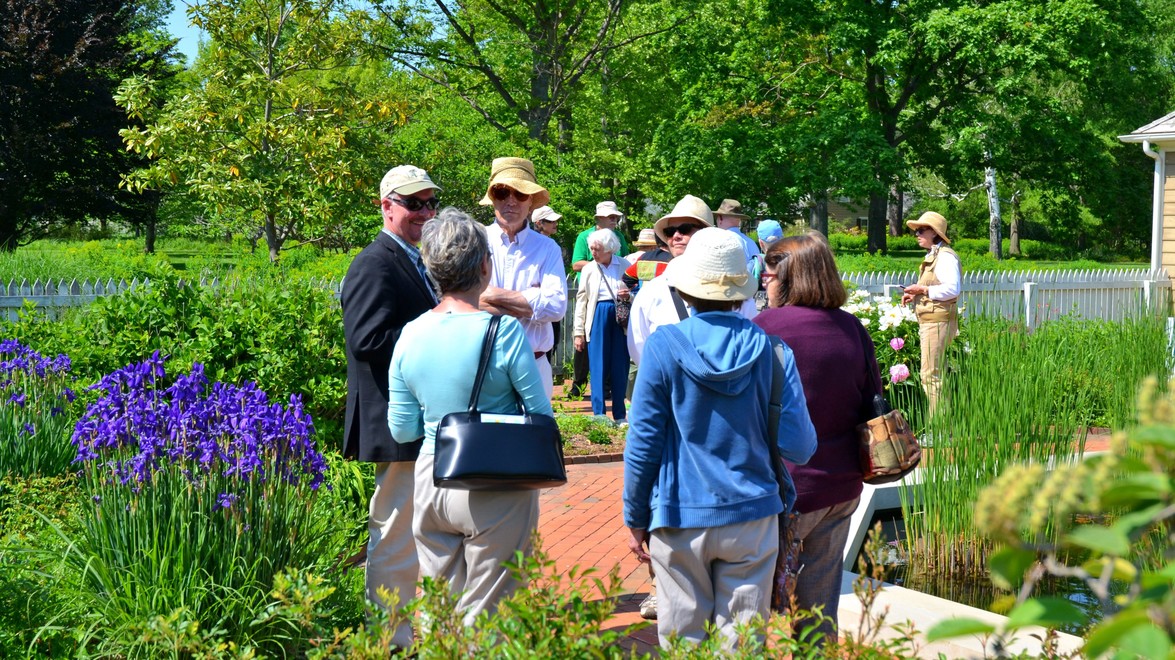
top-left (388, 208), bottom-right (552, 627)
top-left (624, 228), bottom-right (816, 649)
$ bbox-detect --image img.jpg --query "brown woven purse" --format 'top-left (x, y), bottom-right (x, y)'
top-left (857, 394), bottom-right (921, 484)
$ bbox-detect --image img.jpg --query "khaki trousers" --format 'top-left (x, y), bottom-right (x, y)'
top-left (919, 316), bottom-right (958, 416)
top-left (367, 460), bottom-right (418, 648)
top-left (649, 515), bottom-right (777, 650)
top-left (413, 453), bottom-right (540, 626)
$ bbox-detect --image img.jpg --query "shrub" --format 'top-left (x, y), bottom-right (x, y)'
top-left (66, 353), bottom-right (334, 655)
top-left (1, 270), bottom-right (348, 447)
top-left (0, 340), bottom-right (81, 477)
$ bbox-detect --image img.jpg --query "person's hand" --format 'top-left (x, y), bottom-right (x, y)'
top-left (900, 292), bottom-right (915, 305)
top-left (574, 336), bottom-right (586, 352)
top-left (627, 527), bottom-right (651, 564)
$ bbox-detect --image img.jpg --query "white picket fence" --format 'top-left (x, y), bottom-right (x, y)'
top-left (842, 268), bottom-right (1172, 330)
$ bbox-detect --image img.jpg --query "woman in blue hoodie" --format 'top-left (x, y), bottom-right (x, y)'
top-left (623, 227), bottom-right (817, 649)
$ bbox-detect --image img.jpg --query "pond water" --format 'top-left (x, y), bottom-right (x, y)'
top-left (855, 508), bottom-right (1119, 635)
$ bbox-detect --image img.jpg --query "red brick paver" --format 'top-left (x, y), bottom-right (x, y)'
top-left (538, 460), bottom-right (658, 654)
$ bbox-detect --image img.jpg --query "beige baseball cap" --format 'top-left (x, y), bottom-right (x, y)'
top-left (379, 165), bottom-right (441, 198)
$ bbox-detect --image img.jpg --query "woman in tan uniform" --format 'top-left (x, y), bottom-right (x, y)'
top-left (900, 211), bottom-right (961, 417)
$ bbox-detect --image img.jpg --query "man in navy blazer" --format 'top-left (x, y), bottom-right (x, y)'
top-left (342, 164), bottom-right (441, 647)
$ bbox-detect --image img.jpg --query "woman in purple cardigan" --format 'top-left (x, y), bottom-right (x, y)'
top-left (752, 231), bottom-right (882, 645)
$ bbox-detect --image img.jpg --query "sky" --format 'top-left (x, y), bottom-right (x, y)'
top-left (166, 2), bottom-right (203, 64)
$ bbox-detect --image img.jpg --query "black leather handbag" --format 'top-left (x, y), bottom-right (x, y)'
top-left (433, 315), bottom-right (568, 491)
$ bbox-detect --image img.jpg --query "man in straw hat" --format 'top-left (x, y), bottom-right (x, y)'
top-left (626, 195), bottom-right (758, 366)
top-left (478, 157), bottom-right (567, 399)
top-left (714, 198), bottom-right (763, 281)
top-left (341, 164), bottom-right (442, 648)
top-left (900, 211), bottom-right (961, 417)
top-left (623, 226), bottom-right (816, 649)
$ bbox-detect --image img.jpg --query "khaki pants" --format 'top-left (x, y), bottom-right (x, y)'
top-left (919, 316), bottom-right (958, 417)
top-left (413, 453), bottom-right (539, 626)
top-left (649, 516), bottom-right (777, 650)
top-left (367, 461), bottom-right (418, 648)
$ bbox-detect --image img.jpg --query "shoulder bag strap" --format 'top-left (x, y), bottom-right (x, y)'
top-left (466, 315), bottom-right (502, 413)
top-left (668, 286), bottom-right (690, 321)
top-left (766, 337), bottom-right (787, 507)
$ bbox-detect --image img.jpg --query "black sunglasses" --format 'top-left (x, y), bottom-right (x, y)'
top-left (391, 196), bottom-right (440, 212)
top-left (663, 223), bottom-right (699, 237)
top-left (490, 186), bottom-right (530, 202)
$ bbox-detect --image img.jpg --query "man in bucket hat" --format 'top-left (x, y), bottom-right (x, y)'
top-left (341, 164), bottom-right (442, 648)
top-left (714, 198), bottom-right (762, 280)
top-left (478, 157), bottom-right (567, 399)
top-left (626, 195), bottom-right (758, 365)
top-left (900, 211), bottom-right (961, 417)
top-left (623, 226), bottom-right (816, 649)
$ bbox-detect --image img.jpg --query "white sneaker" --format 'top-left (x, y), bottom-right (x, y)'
top-left (639, 593), bottom-right (657, 619)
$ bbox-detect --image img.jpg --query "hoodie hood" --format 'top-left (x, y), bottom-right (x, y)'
top-left (660, 312), bottom-right (770, 397)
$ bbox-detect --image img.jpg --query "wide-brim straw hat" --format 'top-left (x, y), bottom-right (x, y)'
top-left (906, 211), bottom-right (950, 244)
top-left (664, 227), bottom-right (758, 302)
top-left (633, 228), bottom-right (658, 248)
top-left (713, 198), bottom-right (749, 219)
top-left (653, 194), bottom-right (714, 243)
top-left (478, 157), bottom-right (550, 207)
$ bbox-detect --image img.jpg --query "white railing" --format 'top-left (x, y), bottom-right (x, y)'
top-left (843, 268), bottom-right (1172, 330)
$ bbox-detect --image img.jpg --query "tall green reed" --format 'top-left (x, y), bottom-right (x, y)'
top-left (900, 312), bottom-right (1171, 579)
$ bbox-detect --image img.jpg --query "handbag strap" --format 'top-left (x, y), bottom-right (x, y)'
top-left (467, 315), bottom-right (503, 413)
top-left (668, 286), bottom-right (690, 321)
top-left (599, 264), bottom-right (617, 301)
top-left (766, 337), bottom-right (787, 508)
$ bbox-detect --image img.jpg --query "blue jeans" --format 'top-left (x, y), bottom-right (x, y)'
top-left (588, 300), bottom-right (629, 420)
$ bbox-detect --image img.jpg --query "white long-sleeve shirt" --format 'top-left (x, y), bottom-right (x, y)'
top-left (486, 223), bottom-right (568, 354)
top-left (927, 245), bottom-right (961, 301)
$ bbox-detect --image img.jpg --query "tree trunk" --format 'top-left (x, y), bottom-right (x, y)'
top-left (867, 190), bottom-right (888, 255)
top-left (887, 183), bottom-right (903, 236)
top-left (985, 158), bottom-right (1003, 259)
top-left (557, 106), bottom-right (573, 154)
top-left (1009, 190), bottom-right (1022, 256)
top-left (811, 191), bottom-right (829, 236)
top-left (264, 214), bottom-right (280, 262)
top-left (144, 218), bottom-right (156, 254)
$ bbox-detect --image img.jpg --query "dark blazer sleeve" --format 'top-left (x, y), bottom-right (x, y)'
top-left (341, 234), bottom-right (431, 462)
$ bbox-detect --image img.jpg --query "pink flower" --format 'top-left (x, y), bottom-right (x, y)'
top-left (890, 364), bottom-right (910, 383)
top-left (890, 337), bottom-right (905, 351)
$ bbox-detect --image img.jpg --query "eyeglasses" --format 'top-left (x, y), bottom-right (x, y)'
top-left (914, 227), bottom-right (932, 236)
top-left (490, 186), bottom-right (530, 202)
top-left (390, 196), bottom-right (440, 212)
top-left (663, 223), bottom-right (699, 237)
top-left (539, 218), bottom-right (558, 224)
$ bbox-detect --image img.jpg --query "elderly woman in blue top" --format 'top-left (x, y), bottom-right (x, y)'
top-left (623, 227), bottom-right (817, 650)
top-left (573, 228), bottom-right (632, 423)
top-left (388, 207), bottom-right (553, 627)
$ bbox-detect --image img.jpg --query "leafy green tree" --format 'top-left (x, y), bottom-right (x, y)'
top-left (118, 0), bottom-right (399, 261)
top-left (0, 0), bottom-right (173, 251)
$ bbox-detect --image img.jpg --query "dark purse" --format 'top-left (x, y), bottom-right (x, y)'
top-left (433, 315), bottom-right (568, 491)
top-left (600, 270), bottom-right (631, 332)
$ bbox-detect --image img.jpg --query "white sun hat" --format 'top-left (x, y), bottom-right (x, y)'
top-left (664, 227), bottom-right (758, 301)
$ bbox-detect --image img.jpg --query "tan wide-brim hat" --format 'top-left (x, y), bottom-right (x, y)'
top-left (713, 198), bottom-right (749, 219)
top-left (633, 228), bottom-right (658, 248)
top-left (478, 157), bottom-right (550, 207)
top-left (653, 194), bottom-right (714, 243)
top-left (664, 227), bottom-right (758, 301)
top-left (906, 211), bottom-right (950, 244)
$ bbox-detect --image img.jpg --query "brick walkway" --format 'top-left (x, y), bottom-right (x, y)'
top-left (537, 460), bottom-right (657, 653)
